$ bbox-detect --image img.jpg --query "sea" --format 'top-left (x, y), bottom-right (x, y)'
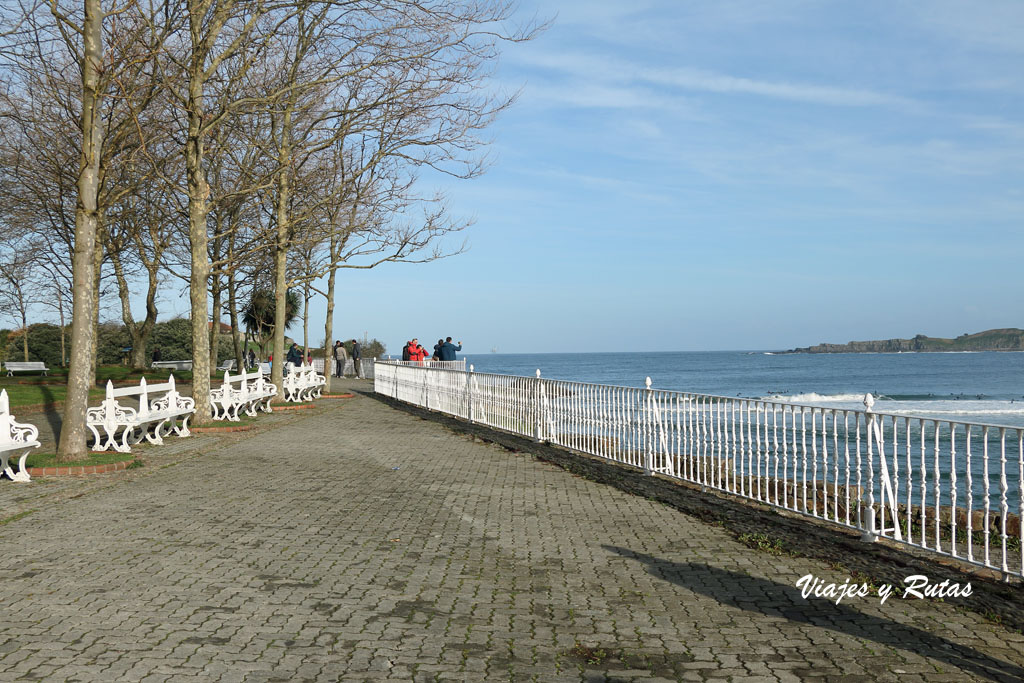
top-left (460, 351), bottom-right (1024, 429)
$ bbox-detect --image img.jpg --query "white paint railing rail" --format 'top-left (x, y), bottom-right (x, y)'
top-left (374, 362), bottom-right (1024, 580)
top-left (376, 359), bottom-right (467, 370)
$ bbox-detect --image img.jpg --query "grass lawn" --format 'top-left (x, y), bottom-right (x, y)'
top-left (0, 365), bottom-right (237, 409)
top-left (0, 383), bottom-right (106, 409)
top-left (24, 451), bottom-right (136, 468)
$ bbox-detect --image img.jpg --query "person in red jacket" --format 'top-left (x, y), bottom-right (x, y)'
top-left (405, 337), bottom-right (421, 362)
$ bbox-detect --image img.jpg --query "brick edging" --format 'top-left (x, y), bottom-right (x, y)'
top-left (321, 393), bottom-right (354, 398)
top-left (27, 459), bottom-right (134, 476)
top-left (274, 404), bottom-right (316, 411)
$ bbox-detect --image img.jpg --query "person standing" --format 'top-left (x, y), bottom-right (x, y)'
top-left (351, 339), bottom-right (362, 378)
top-left (246, 348), bottom-right (256, 370)
top-left (332, 340), bottom-right (348, 377)
top-left (152, 347), bottom-right (162, 367)
top-left (286, 342), bottom-right (303, 373)
top-left (439, 337), bottom-right (462, 361)
top-left (433, 339), bottom-right (444, 360)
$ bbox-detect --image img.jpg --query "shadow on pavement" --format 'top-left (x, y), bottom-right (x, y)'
top-left (603, 545), bottom-right (1024, 682)
top-left (39, 384), bottom-right (62, 444)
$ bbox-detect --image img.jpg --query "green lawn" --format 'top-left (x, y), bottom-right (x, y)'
top-left (0, 365), bottom-right (232, 409)
top-left (23, 451), bottom-right (136, 468)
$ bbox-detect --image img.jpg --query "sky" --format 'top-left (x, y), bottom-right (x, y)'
top-left (168, 1), bottom-right (1024, 355)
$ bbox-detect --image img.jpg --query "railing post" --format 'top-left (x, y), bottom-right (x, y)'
top-left (861, 393), bottom-right (877, 543)
top-left (467, 364), bottom-right (474, 423)
top-left (644, 377), bottom-right (654, 475)
top-left (423, 366), bottom-right (430, 410)
top-left (534, 369), bottom-right (543, 443)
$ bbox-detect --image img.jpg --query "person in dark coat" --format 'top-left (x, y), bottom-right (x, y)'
top-left (351, 339), bottom-right (362, 378)
top-left (152, 347), bottom-right (162, 366)
top-left (439, 337), bottom-right (462, 361)
top-left (286, 343), bottom-right (303, 373)
top-left (433, 339), bottom-right (444, 360)
top-left (402, 341), bottom-right (412, 361)
top-left (332, 341), bottom-right (347, 377)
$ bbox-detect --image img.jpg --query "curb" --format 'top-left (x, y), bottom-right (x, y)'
top-left (192, 425), bottom-right (254, 433)
top-left (321, 393), bottom-right (355, 399)
top-left (275, 404), bottom-right (316, 411)
top-left (27, 459), bottom-right (134, 477)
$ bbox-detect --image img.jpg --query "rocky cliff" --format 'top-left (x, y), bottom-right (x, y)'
top-left (785, 328), bottom-right (1024, 354)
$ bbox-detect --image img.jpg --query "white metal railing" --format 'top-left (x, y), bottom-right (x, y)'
top-left (312, 358), bottom-right (374, 378)
top-left (377, 359), bottom-right (467, 370)
top-left (374, 362), bottom-right (1024, 580)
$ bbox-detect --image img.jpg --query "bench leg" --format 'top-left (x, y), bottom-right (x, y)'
top-left (145, 420), bottom-right (168, 445)
top-left (1, 448), bottom-right (32, 482)
top-left (174, 413), bottom-right (192, 437)
top-left (90, 423), bottom-right (120, 452)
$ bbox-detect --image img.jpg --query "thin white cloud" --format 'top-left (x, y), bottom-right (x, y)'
top-left (514, 50), bottom-right (915, 109)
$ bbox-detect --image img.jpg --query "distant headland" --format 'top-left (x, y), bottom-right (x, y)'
top-left (783, 328), bottom-right (1024, 354)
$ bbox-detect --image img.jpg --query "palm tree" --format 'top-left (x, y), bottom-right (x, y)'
top-left (242, 288), bottom-right (301, 357)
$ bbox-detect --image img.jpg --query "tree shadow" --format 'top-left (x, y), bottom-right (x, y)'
top-left (39, 384), bottom-right (62, 443)
top-left (603, 545), bottom-right (1024, 682)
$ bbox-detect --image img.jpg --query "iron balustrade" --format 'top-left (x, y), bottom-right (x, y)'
top-left (373, 361), bottom-right (1024, 580)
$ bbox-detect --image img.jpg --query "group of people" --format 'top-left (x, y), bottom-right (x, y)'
top-left (331, 339), bottom-right (363, 378)
top-left (402, 337), bottom-right (462, 363)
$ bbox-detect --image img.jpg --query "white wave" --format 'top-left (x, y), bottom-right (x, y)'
top-left (764, 393), bottom-right (869, 403)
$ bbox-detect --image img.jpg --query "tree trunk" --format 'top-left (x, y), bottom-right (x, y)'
top-left (57, 0), bottom-right (104, 461)
top-left (58, 294), bottom-right (66, 367)
top-left (322, 264), bottom-right (337, 393)
top-left (227, 269), bottom-right (243, 370)
top-left (91, 225), bottom-right (103, 385)
top-left (270, 114), bottom-right (292, 390)
top-left (209, 271), bottom-right (221, 372)
top-left (302, 282), bottom-right (310, 360)
top-left (20, 307), bottom-right (28, 362)
top-left (185, 10), bottom-right (212, 424)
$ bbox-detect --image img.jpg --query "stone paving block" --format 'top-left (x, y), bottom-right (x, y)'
top-left (0, 382), bottom-right (1021, 682)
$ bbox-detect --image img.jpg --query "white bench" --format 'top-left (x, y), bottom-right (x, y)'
top-left (216, 359), bottom-right (236, 372)
top-left (0, 389), bottom-right (39, 482)
top-left (86, 375), bottom-right (195, 452)
top-left (210, 369), bottom-right (277, 421)
top-left (152, 360), bottom-right (192, 371)
top-left (4, 361), bottom-right (49, 377)
top-left (282, 362), bottom-right (325, 402)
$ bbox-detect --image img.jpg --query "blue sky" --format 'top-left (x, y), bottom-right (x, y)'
top-left (187, 1), bottom-right (1024, 354)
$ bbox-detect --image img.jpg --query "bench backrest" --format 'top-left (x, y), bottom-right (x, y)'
top-left (152, 360), bottom-right (192, 371)
top-left (1, 389), bottom-right (40, 445)
top-left (97, 375), bottom-right (189, 418)
top-left (4, 362), bottom-right (47, 370)
top-left (220, 370), bottom-right (264, 386)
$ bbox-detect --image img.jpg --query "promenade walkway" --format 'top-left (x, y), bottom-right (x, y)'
top-left (0, 381), bottom-right (1021, 682)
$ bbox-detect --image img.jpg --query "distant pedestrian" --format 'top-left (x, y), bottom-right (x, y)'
top-left (152, 347), bottom-right (162, 366)
top-left (409, 340), bottom-right (428, 366)
top-left (433, 339), bottom-right (444, 360)
top-left (332, 340), bottom-right (347, 377)
top-left (286, 343), bottom-right (303, 373)
top-left (306, 350), bottom-right (313, 365)
top-left (402, 341), bottom-right (412, 361)
top-left (246, 349), bottom-right (256, 369)
top-left (439, 337), bottom-right (462, 361)
top-left (351, 339), bottom-right (362, 378)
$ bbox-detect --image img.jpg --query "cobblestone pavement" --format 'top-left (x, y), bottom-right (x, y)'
top-left (0, 381), bottom-right (1022, 682)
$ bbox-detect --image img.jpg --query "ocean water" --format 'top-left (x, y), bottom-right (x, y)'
top-left (463, 351), bottom-right (1024, 428)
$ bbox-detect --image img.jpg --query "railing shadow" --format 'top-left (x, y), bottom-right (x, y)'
top-left (603, 545), bottom-right (1023, 682)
